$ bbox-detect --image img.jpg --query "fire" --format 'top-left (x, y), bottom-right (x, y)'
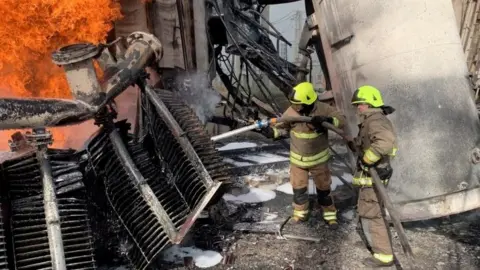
top-left (0, 0), bottom-right (122, 150)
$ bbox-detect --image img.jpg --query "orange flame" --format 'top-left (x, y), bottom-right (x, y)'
top-left (0, 0), bottom-right (122, 150)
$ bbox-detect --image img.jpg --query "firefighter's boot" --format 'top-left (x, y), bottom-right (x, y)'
top-left (362, 255), bottom-right (394, 268)
top-left (317, 188), bottom-right (338, 229)
top-left (292, 187), bottom-right (310, 222)
top-left (292, 208), bottom-right (310, 222)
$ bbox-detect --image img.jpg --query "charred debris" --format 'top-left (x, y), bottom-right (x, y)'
top-left (0, 1), bottom-right (311, 268)
top-left (0, 30), bottom-right (233, 269)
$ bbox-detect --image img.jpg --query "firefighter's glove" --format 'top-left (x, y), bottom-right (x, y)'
top-left (256, 126), bottom-right (275, 139)
top-left (358, 158), bottom-right (374, 172)
top-left (310, 116), bottom-right (333, 130)
top-left (375, 164), bottom-right (393, 181)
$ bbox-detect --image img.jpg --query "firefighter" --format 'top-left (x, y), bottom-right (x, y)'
top-left (351, 85), bottom-right (398, 267)
top-left (258, 82), bottom-right (345, 227)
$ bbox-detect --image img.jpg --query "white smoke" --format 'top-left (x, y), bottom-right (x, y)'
top-left (174, 72), bottom-right (221, 124)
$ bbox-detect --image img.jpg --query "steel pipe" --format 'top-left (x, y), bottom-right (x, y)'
top-left (35, 129), bottom-right (67, 270)
top-left (51, 43), bottom-right (103, 105)
top-left (0, 31), bottom-right (163, 131)
top-left (0, 98), bottom-right (95, 130)
top-left (102, 32), bottom-right (163, 104)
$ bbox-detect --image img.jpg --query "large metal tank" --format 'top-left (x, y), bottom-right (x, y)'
top-left (315, 0), bottom-right (480, 221)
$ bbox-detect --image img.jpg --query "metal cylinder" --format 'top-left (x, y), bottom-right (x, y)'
top-left (34, 129), bottom-right (67, 270)
top-left (315, 0), bottom-right (480, 221)
top-left (51, 43), bottom-right (103, 105)
top-left (102, 32), bottom-right (163, 103)
top-left (0, 98), bottom-right (95, 130)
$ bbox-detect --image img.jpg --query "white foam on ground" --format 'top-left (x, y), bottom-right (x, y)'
top-left (245, 174), bottom-right (267, 181)
top-left (223, 187), bottom-right (276, 204)
top-left (276, 173), bottom-right (353, 194)
top-left (265, 167), bottom-right (289, 175)
top-left (342, 209), bottom-right (356, 220)
top-left (162, 245), bottom-right (223, 268)
top-left (217, 142), bottom-right (257, 151)
top-left (241, 152), bottom-right (288, 163)
top-left (263, 212), bottom-right (278, 221)
top-left (222, 157), bottom-right (252, 167)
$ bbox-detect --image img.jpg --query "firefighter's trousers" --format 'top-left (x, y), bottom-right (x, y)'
top-left (290, 163), bottom-right (336, 215)
top-left (357, 187), bottom-right (393, 258)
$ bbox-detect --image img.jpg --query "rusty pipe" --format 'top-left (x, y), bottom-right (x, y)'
top-left (51, 43), bottom-right (103, 105)
top-left (52, 31), bottom-right (163, 107)
top-left (33, 128), bottom-right (67, 270)
top-left (101, 32), bottom-right (163, 105)
top-left (0, 32), bottom-right (163, 131)
top-left (0, 98), bottom-right (96, 130)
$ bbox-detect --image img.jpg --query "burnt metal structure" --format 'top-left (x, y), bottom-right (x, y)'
top-left (0, 32), bottom-right (162, 130)
top-left (0, 0), bottom-right (324, 268)
top-left (201, 0), bottom-right (328, 133)
top-left (0, 129), bottom-right (95, 270)
top-left (84, 86), bottom-right (230, 268)
top-left (206, 0), bottom-right (306, 122)
top-left (0, 29), bottom-right (229, 269)
top-left (142, 87), bottom-right (230, 203)
top-left (49, 32), bottom-right (227, 268)
top-left (0, 205), bottom-right (6, 270)
top-left (86, 119), bottom-right (180, 269)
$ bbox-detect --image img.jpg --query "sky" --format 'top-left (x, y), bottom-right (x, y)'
top-left (267, 1), bottom-right (324, 87)
top-left (268, 1), bottom-right (305, 61)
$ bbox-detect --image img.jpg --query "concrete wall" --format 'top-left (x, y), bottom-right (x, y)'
top-left (317, 0), bottom-right (480, 220)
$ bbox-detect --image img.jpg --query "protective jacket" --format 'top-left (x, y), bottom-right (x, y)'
top-left (353, 107), bottom-right (398, 186)
top-left (272, 101), bottom-right (345, 168)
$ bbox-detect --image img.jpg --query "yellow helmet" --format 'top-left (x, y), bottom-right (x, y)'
top-left (351, 85), bottom-right (384, 107)
top-left (289, 82), bottom-right (318, 105)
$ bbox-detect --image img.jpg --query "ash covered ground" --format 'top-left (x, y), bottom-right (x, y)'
top-left (91, 134), bottom-right (480, 270)
top-left (183, 193), bottom-right (480, 270)
top-left (158, 136), bottom-right (480, 270)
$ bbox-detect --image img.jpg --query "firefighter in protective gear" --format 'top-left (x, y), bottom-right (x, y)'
top-left (259, 82), bottom-right (345, 227)
top-left (351, 85), bottom-right (398, 267)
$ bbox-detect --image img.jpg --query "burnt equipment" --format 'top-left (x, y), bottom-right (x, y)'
top-left (1, 129), bottom-right (96, 270)
top-left (0, 30), bottom-right (230, 269)
top-left (85, 98), bottom-right (229, 269)
top-left (86, 121), bottom-right (178, 269)
top-left (0, 205), bottom-right (7, 270)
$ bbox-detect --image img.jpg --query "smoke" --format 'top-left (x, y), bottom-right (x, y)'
top-left (174, 73), bottom-right (221, 124)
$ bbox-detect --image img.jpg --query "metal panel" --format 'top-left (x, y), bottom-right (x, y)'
top-left (313, 0), bottom-right (480, 220)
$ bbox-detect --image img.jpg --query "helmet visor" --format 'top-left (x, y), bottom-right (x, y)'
top-left (288, 90), bottom-right (303, 104)
top-left (351, 89), bottom-right (365, 104)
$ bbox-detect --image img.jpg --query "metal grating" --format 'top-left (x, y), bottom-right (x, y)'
top-left (1, 149), bottom-right (96, 270)
top-left (0, 205), bottom-right (8, 270)
top-left (142, 88), bottom-right (230, 209)
top-left (86, 124), bottom-right (176, 269)
top-left (84, 85), bottom-right (230, 268)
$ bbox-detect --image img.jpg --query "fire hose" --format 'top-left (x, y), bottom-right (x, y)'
top-left (212, 116), bottom-right (416, 265)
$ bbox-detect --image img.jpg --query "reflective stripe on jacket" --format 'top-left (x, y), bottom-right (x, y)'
top-left (353, 108), bottom-right (397, 186)
top-left (272, 100), bottom-right (346, 168)
top-left (352, 170), bottom-right (389, 186)
top-left (290, 148), bottom-right (330, 167)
